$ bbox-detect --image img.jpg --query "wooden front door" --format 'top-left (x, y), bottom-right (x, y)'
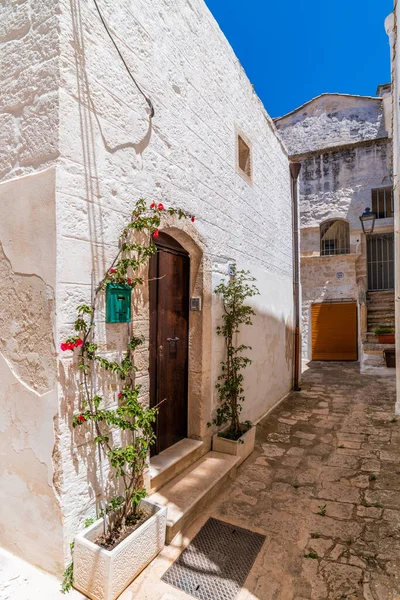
top-left (311, 302), bottom-right (358, 361)
top-left (149, 232), bottom-right (189, 455)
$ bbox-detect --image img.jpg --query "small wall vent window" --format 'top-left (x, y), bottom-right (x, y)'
top-left (237, 134), bottom-right (252, 181)
top-left (371, 187), bottom-right (393, 219)
top-left (320, 219), bottom-right (350, 256)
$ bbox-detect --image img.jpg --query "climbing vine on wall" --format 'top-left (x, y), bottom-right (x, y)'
top-left (210, 266), bottom-right (259, 440)
top-left (61, 199), bottom-right (195, 544)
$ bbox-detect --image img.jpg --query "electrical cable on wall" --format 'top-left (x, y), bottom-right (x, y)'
top-left (92, 0), bottom-right (155, 118)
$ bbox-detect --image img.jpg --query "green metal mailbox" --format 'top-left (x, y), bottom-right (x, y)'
top-left (106, 283), bottom-right (131, 323)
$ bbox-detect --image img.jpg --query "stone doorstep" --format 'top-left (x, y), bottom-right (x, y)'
top-left (362, 344), bottom-right (395, 352)
top-left (149, 438), bottom-right (205, 493)
top-left (150, 451), bottom-right (239, 544)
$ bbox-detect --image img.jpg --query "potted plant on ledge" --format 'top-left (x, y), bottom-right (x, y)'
top-left (375, 327), bottom-right (395, 344)
top-left (61, 200), bottom-right (194, 600)
top-left (210, 266), bottom-right (259, 465)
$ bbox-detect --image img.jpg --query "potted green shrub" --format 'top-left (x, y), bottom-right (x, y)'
top-left (375, 327), bottom-right (395, 344)
top-left (61, 200), bottom-right (194, 600)
top-left (210, 266), bottom-right (259, 465)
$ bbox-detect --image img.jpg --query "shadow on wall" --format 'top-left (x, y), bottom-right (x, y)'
top-left (69, 0), bottom-right (153, 274)
top-left (210, 306), bottom-right (294, 427)
top-left (58, 304), bottom-right (294, 527)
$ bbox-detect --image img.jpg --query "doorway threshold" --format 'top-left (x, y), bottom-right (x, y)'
top-left (149, 438), bottom-right (204, 493)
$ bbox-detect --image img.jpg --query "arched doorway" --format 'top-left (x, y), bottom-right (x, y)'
top-left (149, 232), bottom-right (189, 455)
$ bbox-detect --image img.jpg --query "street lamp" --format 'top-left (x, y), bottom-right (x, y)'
top-left (359, 207), bottom-right (376, 235)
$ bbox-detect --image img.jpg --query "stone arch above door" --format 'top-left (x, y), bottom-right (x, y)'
top-left (130, 218), bottom-right (213, 454)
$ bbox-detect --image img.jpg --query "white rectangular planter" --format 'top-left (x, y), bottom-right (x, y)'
top-left (212, 425), bottom-right (256, 465)
top-left (73, 498), bottom-right (167, 600)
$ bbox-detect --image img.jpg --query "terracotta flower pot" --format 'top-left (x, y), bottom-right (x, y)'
top-left (377, 333), bottom-right (395, 344)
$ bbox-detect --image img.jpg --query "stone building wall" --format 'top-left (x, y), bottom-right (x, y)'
top-left (55, 0), bottom-right (293, 561)
top-left (275, 94), bottom-right (392, 360)
top-left (275, 94), bottom-right (387, 155)
top-left (0, 0), bottom-right (64, 575)
top-left (386, 11), bottom-right (400, 412)
top-left (1, 0), bottom-right (294, 574)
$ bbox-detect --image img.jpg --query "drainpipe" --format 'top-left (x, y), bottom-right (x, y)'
top-left (290, 162), bottom-right (302, 391)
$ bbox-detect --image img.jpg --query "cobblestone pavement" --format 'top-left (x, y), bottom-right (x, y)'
top-left (124, 362), bottom-right (400, 600)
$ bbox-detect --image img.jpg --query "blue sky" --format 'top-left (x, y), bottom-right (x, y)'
top-left (204, 0), bottom-right (393, 118)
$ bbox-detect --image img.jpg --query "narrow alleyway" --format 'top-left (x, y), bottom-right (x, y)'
top-left (124, 363), bottom-right (400, 600)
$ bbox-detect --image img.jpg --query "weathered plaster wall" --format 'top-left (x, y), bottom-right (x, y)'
top-left (275, 94), bottom-right (388, 155)
top-left (0, 168), bottom-right (63, 574)
top-left (0, 0), bottom-right (63, 573)
top-left (299, 141), bottom-right (392, 232)
top-left (53, 0), bottom-right (293, 557)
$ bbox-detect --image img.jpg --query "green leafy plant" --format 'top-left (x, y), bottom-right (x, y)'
top-left (317, 504), bottom-right (327, 516)
top-left (304, 552), bottom-right (318, 559)
top-left (61, 543), bottom-right (75, 594)
top-left (210, 267), bottom-right (259, 440)
top-left (60, 200), bottom-right (194, 584)
top-left (310, 532), bottom-right (320, 539)
top-left (369, 473), bottom-right (377, 481)
top-left (374, 327), bottom-right (394, 335)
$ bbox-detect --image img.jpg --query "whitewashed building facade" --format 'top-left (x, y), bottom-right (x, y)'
top-left (0, 0), bottom-right (295, 576)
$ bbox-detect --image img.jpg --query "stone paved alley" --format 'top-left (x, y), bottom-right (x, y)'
top-left (122, 363), bottom-right (400, 600)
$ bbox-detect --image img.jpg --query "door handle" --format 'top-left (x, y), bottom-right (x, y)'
top-left (167, 337), bottom-right (179, 354)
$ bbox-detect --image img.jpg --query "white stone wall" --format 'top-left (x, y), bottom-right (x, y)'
top-left (0, 0), bottom-right (292, 570)
top-left (386, 11), bottom-right (400, 412)
top-left (0, 0), bottom-right (64, 576)
top-left (275, 94), bottom-right (387, 155)
top-left (0, 0), bottom-right (59, 180)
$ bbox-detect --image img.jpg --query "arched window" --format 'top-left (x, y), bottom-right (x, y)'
top-left (320, 219), bottom-right (350, 256)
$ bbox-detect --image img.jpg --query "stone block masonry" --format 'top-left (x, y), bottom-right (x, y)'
top-left (275, 92), bottom-right (393, 361)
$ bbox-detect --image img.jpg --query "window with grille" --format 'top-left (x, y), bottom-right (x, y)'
top-left (237, 134), bottom-right (252, 181)
top-left (320, 219), bottom-right (350, 256)
top-left (371, 187), bottom-right (393, 219)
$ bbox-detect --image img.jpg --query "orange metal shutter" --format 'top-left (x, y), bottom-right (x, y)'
top-left (311, 303), bottom-right (357, 361)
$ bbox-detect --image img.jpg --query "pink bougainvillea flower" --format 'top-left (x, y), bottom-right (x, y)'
top-left (60, 343), bottom-right (69, 351)
top-left (109, 268), bottom-right (116, 274)
top-left (77, 415), bottom-right (85, 423)
top-left (191, 216), bottom-right (195, 222)
top-left (157, 203), bottom-right (164, 211)
top-left (127, 278), bottom-right (132, 285)
top-left (67, 342), bottom-right (75, 350)
top-left (153, 229), bottom-right (159, 238)
top-left (118, 392), bottom-right (123, 400)
top-left (150, 202), bottom-right (156, 209)
top-left (75, 338), bottom-right (83, 348)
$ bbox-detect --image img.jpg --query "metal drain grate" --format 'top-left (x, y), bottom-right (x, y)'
top-left (162, 518), bottom-right (265, 600)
